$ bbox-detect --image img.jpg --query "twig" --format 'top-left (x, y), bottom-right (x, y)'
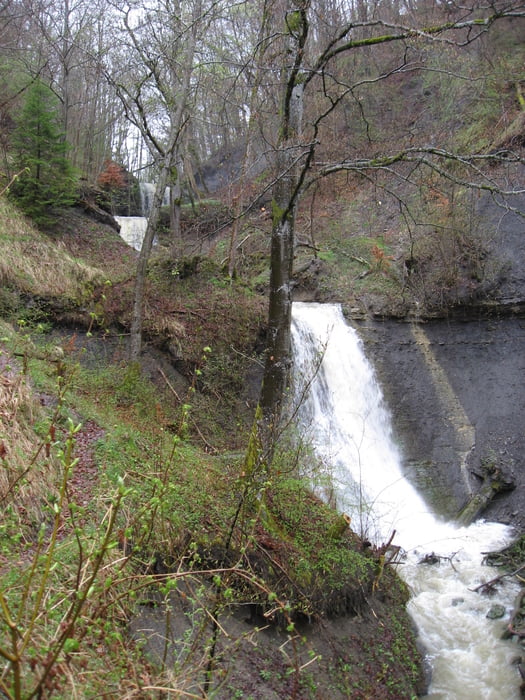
top-left (0, 168), bottom-right (27, 196)
top-left (158, 367), bottom-right (217, 453)
top-left (470, 563), bottom-right (525, 593)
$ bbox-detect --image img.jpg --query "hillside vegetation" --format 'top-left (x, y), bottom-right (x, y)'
top-left (0, 196), bottom-right (427, 698)
top-left (1, 7), bottom-right (524, 698)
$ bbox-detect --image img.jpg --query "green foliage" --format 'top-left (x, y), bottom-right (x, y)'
top-left (263, 477), bottom-right (376, 616)
top-left (317, 249), bottom-right (337, 263)
top-left (72, 361), bottom-right (170, 427)
top-left (9, 79), bottom-right (77, 224)
top-left (0, 417), bottom-right (127, 699)
top-left (0, 290), bottom-right (424, 698)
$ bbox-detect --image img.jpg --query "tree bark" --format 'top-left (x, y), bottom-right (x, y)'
top-left (258, 86), bottom-right (304, 425)
top-left (129, 162), bottom-right (171, 361)
top-left (126, 1), bottom-right (201, 361)
top-left (251, 3), bottom-right (309, 465)
top-left (170, 160), bottom-right (183, 260)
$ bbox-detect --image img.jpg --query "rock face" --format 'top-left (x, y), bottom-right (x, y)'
top-left (356, 316), bottom-right (525, 530)
top-left (349, 190), bottom-right (525, 531)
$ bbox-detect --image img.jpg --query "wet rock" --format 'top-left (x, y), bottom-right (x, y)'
top-left (419, 552), bottom-right (440, 565)
top-left (358, 317), bottom-right (525, 531)
top-left (486, 604), bottom-right (506, 619)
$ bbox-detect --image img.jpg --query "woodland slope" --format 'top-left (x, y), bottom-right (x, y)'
top-left (1, 8), bottom-right (525, 698)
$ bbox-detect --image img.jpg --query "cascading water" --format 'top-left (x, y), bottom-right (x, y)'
top-left (140, 182), bottom-right (170, 217)
top-left (115, 182), bottom-right (170, 250)
top-left (114, 216), bottom-right (148, 251)
top-left (140, 182), bottom-right (156, 217)
top-left (291, 301), bottom-right (521, 699)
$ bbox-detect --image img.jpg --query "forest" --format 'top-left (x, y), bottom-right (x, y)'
top-left (1, 0), bottom-right (525, 698)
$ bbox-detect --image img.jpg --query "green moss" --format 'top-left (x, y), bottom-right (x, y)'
top-left (286, 10), bottom-right (302, 34)
top-left (263, 478), bottom-right (377, 616)
top-left (271, 198), bottom-right (287, 226)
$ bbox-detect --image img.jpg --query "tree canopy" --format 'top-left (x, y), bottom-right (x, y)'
top-left (1, 0), bottom-right (524, 436)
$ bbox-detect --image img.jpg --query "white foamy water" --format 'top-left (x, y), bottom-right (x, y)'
top-left (115, 215), bottom-right (148, 251)
top-left (291, 302), bottom-right (521, 699)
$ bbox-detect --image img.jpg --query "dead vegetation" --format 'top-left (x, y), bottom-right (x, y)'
top-left (0, 200), bottom-right (106, 302)
top-left (0, 337), bottom-right (60, 546)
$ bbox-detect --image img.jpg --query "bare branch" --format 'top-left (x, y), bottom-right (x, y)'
top-left (312, 147), bottom-right (525, 198)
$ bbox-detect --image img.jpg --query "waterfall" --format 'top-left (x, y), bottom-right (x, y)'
top-left (139, 182), bottom-right (170, 217)
top-left (139, 182), bottom-right (155, 217)
top-left (114, 216), bottom-right (148, 251)
top-left (291, 302), bottom-right (521, 699)
top-left (112, 181), bottom-right (172, 251)
top-left (114, 182), bottom-right (170, 250)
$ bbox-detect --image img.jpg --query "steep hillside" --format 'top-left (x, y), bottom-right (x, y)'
top-left (1, 30), bottom-right (525, 694)
top-left (0, 197), bottom-right (429, 698)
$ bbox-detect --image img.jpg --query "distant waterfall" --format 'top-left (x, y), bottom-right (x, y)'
top-left (139, 183), bottom-right (155, 217)
top-left (115, 182), bottom-right (169, 251)
top-left (139, 182), bottom-right (170, 217)
top-left (291, 302), bottom-right (521, 699)
top-left (114, 216), bottom-right (148, 251)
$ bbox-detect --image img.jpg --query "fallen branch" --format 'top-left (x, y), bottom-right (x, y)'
top-left (470, 563), bottom-right (525, 594)
top-left (419, 550), bottom-right (459, 573)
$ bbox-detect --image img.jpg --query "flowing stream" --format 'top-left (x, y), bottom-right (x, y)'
top-left (291, 302), bottom-right (521, 699)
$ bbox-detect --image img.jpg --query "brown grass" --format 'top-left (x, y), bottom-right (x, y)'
top-left (0, 197), bottom-right (106, 301)
top-left (0, 336), bottom-right (58, 529)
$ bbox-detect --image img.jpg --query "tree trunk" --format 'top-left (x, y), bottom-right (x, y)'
top-left (126, 1), bottom-right (201, 361)
top-left (248, 3), bottom-right (309, 469)
top-left (129, 163), bottom-right (171, 361)
top-left (258, 83), bottom-right (303, 451)
top-left (170, 162), bottom-right (182, 259)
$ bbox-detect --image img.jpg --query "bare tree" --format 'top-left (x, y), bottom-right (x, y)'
top-left (224, 1), bottom-right (274, 277)
top-left (107, 0), bottom-right (208, 359)
top-left (0, 0), bottom-right (114, 179)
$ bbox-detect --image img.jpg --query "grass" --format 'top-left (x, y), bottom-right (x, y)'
top-left (0, 199), bottom-right (106, 305)
top-left (0, 326), bottom-right (63, 538)
top-left (0, 313), bottom-right (424, 698)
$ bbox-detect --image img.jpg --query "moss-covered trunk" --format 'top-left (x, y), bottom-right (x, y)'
top-left (254, 5), bottom-right (309, 469)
